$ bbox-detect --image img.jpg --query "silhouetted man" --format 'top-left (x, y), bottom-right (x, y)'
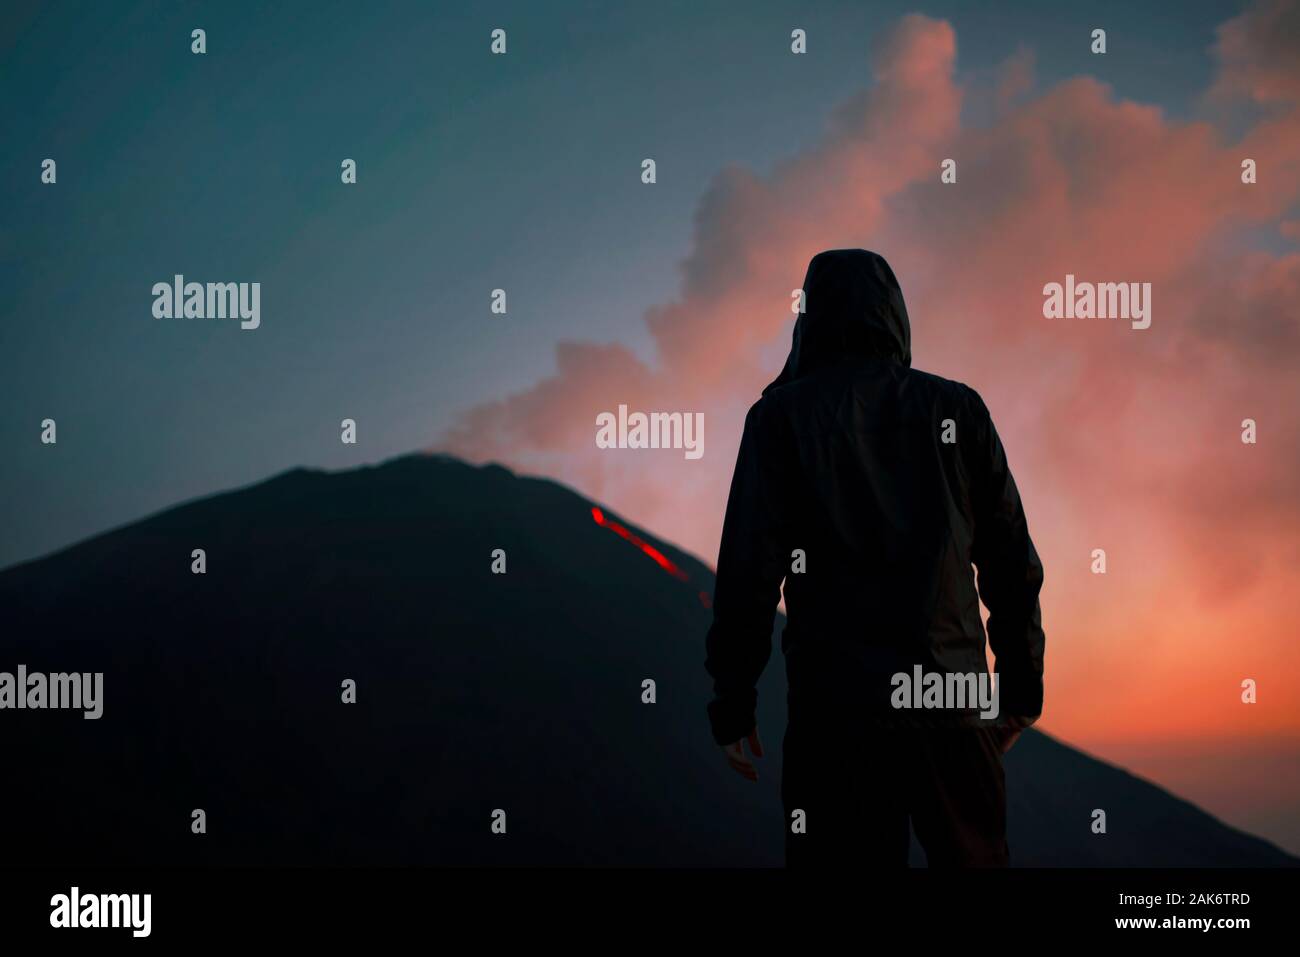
top-left (705, 249), bottom-right (1045, 868)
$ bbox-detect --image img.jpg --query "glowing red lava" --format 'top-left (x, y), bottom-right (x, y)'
top-left (590, 506), bottom-right (689, 581)
top-left (589, 507), bottom-right (714, 609)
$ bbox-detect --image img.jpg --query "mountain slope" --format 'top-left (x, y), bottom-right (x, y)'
top-left (0, 454), bottom-right (1292, 866)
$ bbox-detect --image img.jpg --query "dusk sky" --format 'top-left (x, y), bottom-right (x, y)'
top-left (4, 0), bottom-right (1298, 852)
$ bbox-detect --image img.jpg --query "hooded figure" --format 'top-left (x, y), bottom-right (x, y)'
top-left (704, 249), bottom-right (1045, 868)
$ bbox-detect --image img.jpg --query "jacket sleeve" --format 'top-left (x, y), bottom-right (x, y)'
top-left (967, 389), bottom-right (1046, 722)
top-left (704, 398), bottom-right (794, 745)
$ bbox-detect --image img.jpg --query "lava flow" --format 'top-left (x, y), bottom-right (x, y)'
top-left (591, 506), bottom-right (713, 609)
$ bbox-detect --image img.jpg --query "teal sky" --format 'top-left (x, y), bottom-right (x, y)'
top-left (0, 0), bottom-right (1247, 569)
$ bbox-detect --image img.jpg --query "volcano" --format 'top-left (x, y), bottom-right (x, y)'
top-left (0, 454), bottom-right (1292, 866)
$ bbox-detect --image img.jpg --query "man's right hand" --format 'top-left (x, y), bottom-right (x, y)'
top-left (995, 716), bottom-right (1036, 754)
top-left (722, 728), bottom-right (764, 782)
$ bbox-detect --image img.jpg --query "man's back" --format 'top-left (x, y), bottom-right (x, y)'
top-left (704, 249), bottom-right (1044, 866)
top-left (761, 360), bottom-right (1001, 720)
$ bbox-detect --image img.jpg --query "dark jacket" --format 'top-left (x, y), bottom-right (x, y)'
top-left (704, 249), bottom-right (1045, 745)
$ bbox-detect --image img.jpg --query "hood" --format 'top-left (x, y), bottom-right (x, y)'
top-left (763, 249), bottom-right (911, 395)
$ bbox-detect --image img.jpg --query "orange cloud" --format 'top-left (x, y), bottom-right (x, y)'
top-left (441, 4), bottom-right (1300, 747)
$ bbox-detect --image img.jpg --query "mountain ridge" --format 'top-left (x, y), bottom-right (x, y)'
top-left (0, 453), bottom-right (1292, 867)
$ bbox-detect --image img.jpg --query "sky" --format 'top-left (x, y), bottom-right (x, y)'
top-left (3, 0), bottom-right (1298, 853)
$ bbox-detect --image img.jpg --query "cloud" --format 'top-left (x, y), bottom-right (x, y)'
top-left (443, 13), bottom-right (967, 533)
top-left (440, 4), bottom-right (1300, 742)
top-left (1210, 0), bottom-right (1300, 104)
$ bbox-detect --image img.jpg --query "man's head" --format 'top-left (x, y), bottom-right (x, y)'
top-left (765, 249), bottom-right (911, 394)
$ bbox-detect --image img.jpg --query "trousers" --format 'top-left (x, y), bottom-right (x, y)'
top-left (781, 719), bottom-right (1010, 868)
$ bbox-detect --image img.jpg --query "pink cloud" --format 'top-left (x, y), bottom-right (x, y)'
top-left (440, 4), bottom-right (1300, 743)
top-left (1210, 0), bottom-right (1300, 104)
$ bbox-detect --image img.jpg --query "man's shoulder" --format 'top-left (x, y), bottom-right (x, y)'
top-left (758, 364), bottom-right (989, 421)
top-left (905, 366), bottom-right (986, 410)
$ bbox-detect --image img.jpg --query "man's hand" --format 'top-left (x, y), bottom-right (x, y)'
top-left (722, 728), bottom-right (764, 782)
top-left (994, 716), bottom-right (1036, 754)
top-left (996, 728), bottom-right (1022, 754)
